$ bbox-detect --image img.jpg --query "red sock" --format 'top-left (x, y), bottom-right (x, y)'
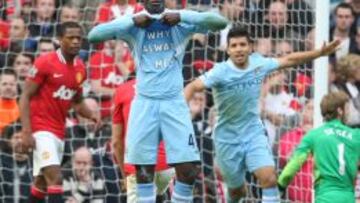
top-left (47, 185), bottom-right (64, 203)
top-left (29, 186), bottom-right (46, 203)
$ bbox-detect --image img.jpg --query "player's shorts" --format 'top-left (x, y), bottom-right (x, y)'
top-left (215, 134), bottom-right (274, 188)
top-left (126, 168), bottom-right (175, 203)
top-left (125, 95), bottom-right (200, 165)
top-left (315, 191), bottom-right (355, 203)
top-left (32, 131), bottom-right (64, 176)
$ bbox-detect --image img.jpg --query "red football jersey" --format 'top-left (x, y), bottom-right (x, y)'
top-left (27, 50), bottom-right (86, 140)
top-left (113, 79), bottom-right (169, 175)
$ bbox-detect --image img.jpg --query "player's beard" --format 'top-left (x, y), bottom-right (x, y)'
top-left (145, 0), bottom-right (165, 14)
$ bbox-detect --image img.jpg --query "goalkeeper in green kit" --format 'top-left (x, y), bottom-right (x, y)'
top-left (278, 91), bottom-right (360, 203)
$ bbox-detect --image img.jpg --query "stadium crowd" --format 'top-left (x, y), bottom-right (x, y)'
top-left (0, 0), bottom-right (359, 202)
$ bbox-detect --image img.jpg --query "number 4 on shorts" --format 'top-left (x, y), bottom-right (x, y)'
top-left (188, 133), bottom-right (194, 146)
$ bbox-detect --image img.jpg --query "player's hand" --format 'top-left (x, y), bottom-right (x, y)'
top-left (133, 14), bottom-right (154, 28)
top-left (277, 183), bottom-right (286, 199)
top-left (161, 12), bottom-right (180, 26)
top-left (319, 39), bottom-right (341, 56)
top-left (17, 130), bottom-right (35, 154)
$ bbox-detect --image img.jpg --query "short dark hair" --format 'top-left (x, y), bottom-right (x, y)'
top-left (0, 121), bottom-right (22, 153)
top-left (227, 26), bottom-right (252, 44)
top-left (335, 2), bottom-right (355, 17)
top-left (57, 22), bottom-right (82, 37)
top-left (1, 68), bottom-right (17, 79)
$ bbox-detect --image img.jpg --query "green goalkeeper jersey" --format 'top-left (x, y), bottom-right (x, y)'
top-left (278, 119), bottom-right (360, 195)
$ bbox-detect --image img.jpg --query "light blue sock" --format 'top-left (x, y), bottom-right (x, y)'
top-left (137, 183), bottom-right (156, 203)
top-left (262, 187), bottom-right (280, 203)
top-left (171, 181), bottom-right (193, 203)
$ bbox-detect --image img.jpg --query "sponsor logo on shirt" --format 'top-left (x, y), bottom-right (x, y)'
top-left (53, 85), bottom-right (77, 100)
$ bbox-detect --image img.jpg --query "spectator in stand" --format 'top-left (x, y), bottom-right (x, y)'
top-left (331, 54), bottom-right (360, 127)
top-left (63, 146), bottom-right (106, 203)
top-left (278, 99), bottom-right (314, 203)
top-left (350, 24), bottom-right (360, 54)
top-left (89, 40), bottom-right (133, 118)
top-left (254, 38), bottom-right (273, 57)
top-left (37, 37), bottom-right (56, 56)
top-left (11, 52), bottom-right (34, 87)
top-left (59, 3), bottom-right (80, 23)
top-left (28, 0), bottom-right (57, 38)
top-left (112, 76), bottom-right (175, 203)
top-left (262, 1), bottom-right (303, 51)
top-left (261, 71), bottom-right (298, 147)
top-left (330, 3), bottom-right (356, 59)
top-left (95, 0), bottom-right (143, 24)
top-left (0, 122), bottom-right (32, 203)
top-left (285, 0), bottom-right (314, 36)
top-left (64, 97), bottom-right (109, 164)
top-left (8, 17), bottom-right (37, 52)
top-left (0, 69), bottom-right (19, 133)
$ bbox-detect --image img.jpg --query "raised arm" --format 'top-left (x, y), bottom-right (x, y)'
top-left (184, 78), bottom-right (207, 103)
top-left (88, 15), bottom-right (136, 44)
top-left (277, 134), bottom-right (313, 190)
top-left (277, 39), bottom-right (341, 70)
top-left (180, 10), bottom-right (228, 31)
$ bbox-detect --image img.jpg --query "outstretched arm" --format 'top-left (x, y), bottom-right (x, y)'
top-left (184, 78), bottom-right (207, 103)
top-left (88, 15), bottom-right (136, 43)
top-left (278, 133), bottom-right (313, 189)
top-left (277, 40), bottom-right (341, 70)
top-left (180, 10), bottom-right (228, 31)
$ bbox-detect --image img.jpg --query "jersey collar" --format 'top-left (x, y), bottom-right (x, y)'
top-left (56, 49), bottom-right (78, 66)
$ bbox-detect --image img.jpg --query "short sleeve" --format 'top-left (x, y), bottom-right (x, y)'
top-left (199, 64), bottom-right (223, 88)
top-left (112, 90), bottom-right (124, 124)
top-left (262, 57), bottom-right (280, 75)
top-left (27, 56), bottom-right (48, 85)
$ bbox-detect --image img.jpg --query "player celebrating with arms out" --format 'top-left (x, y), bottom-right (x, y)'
top-left (278, 91), bottom-right (360, 203)
top-left (184, 26), bottom-right (340, 203)
top-left (19, 22), bottom-right (100, 203)
top-left (88, 0), bottom-right (228, 202)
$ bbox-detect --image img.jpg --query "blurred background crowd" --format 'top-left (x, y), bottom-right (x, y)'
top-left (0, 0), bottom-right (359, 202)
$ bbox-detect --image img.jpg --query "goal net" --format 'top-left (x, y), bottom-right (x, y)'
top-left (0, 0), bottom-right (333, 202)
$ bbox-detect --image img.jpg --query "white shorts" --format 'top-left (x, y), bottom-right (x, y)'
top-left (32, 131), bottom-right (64, 176)
top-left (126, 168), bottom-right (175, 203)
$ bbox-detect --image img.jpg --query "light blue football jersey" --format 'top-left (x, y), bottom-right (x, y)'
top-left (88, 10), bottom-right (228, 99)
top-left (200, 53), bottom-right (280, 143)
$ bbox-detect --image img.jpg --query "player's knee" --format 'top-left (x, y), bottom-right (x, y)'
top-left (229, 186), bottom-right (247, 200)
top-left (175, 162), bottom-right (200, 185)
top-left (33, 176), bottom-right (47, 192)
top-left (43, 166), bottom-right (63, 186)
top-left (259, 173), bottom-right (277, 188)
top-left (136, 165), bottom-right (155, 183)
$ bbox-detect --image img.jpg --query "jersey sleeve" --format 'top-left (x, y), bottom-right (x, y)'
top-left (27, 56), bottom-right (48, 85)
top-left (199, 64), bottom-right (223, 88)
top-left (278, 131), bottom-right (314, 188)
top-left (178, 10), bottom-right (228, 36)
top-left (262, 57), bottom-right (280, 75)
top-left (112, 90), bottom-right (124, 124)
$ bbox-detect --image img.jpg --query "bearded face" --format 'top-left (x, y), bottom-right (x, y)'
top-left (145, 0), bottom-right (165, 14)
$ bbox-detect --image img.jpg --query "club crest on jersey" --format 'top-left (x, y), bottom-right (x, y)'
top-left (42, 151), bottom-right (51, 160)
top-left (76, 72), bottom-right (83, 84)
top-left (254, 66), bottom-right (261, 76)
top-left (28, 66), bottom-right (38, 78)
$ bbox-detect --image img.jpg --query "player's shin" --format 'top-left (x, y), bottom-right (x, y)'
top-left (136, 165), bottom-right (156, 203)
top-left (172, 181), bottom-right (193, 203)
top-left (29, 185), bottom-right (46, 203)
